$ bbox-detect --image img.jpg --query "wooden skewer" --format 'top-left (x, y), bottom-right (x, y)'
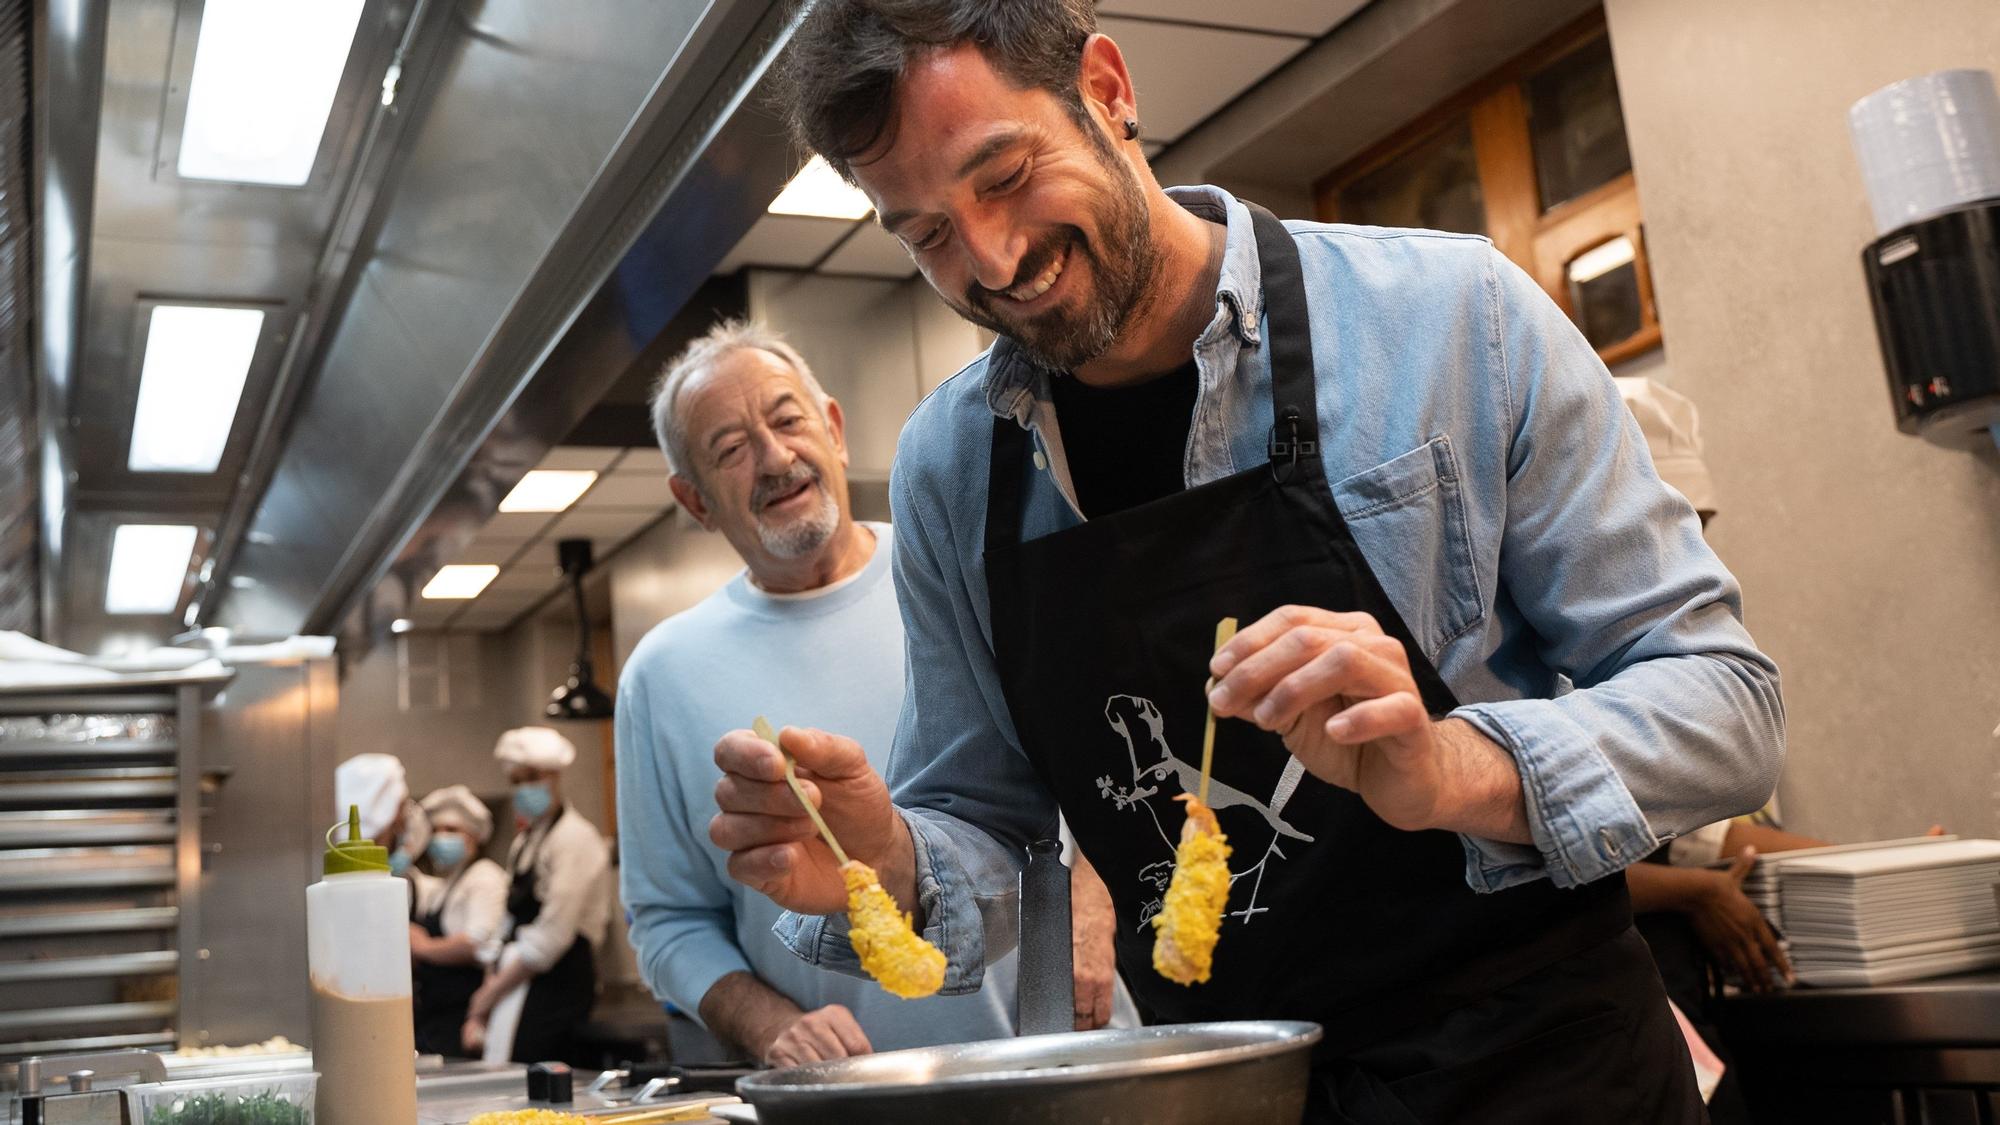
top-left (1198, 617), bottom-right (1240, 806)
top-left (753, 716), bottom-right (850, 866)
top-left (598, 1098), bottom-right (743, 1124)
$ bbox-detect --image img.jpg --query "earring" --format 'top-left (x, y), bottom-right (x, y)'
top-left (1122, 118), bottom-right (1140, 141)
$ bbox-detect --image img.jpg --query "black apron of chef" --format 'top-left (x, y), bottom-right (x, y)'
top-left (505, 806), bottom-right (596, 1065)
top-left (981, 205), bottom-right (1703, 1124)
top-left (411, 867), bottom-right (487, 1058)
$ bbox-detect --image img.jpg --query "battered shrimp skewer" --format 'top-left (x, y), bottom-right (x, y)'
top-left (1153, 617), bottom-right (1239, 986)
top-left (753, 717), bottom-right (946, 999)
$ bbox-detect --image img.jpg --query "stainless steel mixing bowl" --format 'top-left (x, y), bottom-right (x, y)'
top-left (736, 1019), bottom-right (1321, 1124)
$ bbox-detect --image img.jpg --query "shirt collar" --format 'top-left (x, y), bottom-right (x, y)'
top-left (983, 184), bottom-right (1264, 423)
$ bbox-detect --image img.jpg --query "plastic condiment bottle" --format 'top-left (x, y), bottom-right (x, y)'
top-left (307, 806), bottom-right (419, 1125)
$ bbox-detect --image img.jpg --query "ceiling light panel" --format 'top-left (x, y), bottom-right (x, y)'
top-left (176, 0), bottom-right (368, 185)
top-left (127, 305), bottom-right (265, 473)
top-left (421, 565), bottom-right (500, 600)
top-left (498, 470), bottom-right (599, 513)
top-left (769, 156), bottom-right (874, 220)
top-left (105, 525), bottom-right (199, 614)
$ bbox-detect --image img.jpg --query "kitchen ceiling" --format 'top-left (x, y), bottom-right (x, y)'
top-left (405, 446), bottom-right (674, 634)
top-left (711, 0), bottom-right (1370, 281)
top-left (32, 0), bottom-right (1383, 653)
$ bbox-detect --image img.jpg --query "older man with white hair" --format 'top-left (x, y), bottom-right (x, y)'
top-left (463, 726), bottom-right (610, 1064)
top-left (617, 319), bottom-right (1129, 1068)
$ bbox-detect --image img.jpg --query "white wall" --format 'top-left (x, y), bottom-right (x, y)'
top-left (1605, 0), bottom-right (2000, 842)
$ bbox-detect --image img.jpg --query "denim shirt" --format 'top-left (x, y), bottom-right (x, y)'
top-left (776, 186), bottom-right (1785, 994)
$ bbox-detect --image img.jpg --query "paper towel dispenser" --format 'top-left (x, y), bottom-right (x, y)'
top-left (1850, 70), bottom-right (2000, 452)
top-left (1861, 202), bottom-right (2000, 450)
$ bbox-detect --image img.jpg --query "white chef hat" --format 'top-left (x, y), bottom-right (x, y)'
top-left (494, 726), bottom-right (576, 771)
top-left (420, 784), bottom-right (494, 843)
top-left (334, 753), bottom-right (408, 840)
top-left (1616, 376), bottom-right (1718, 516)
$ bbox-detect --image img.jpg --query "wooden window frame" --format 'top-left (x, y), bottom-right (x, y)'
top-left (1315, 11), bottom-right (1661, 366)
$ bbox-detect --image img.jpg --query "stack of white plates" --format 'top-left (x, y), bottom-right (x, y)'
top-left (1729, 834), bottom-right (1959, 934)
top-left (1778, 838), bottom-right (2000, 986)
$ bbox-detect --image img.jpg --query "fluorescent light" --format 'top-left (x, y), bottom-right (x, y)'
top-left (769, 156), bottom-right (874, 220)
top-left (106, 525), bottom-right (199, 615)
top-left (421, 565), bottom-right (499, 600)
top-left (129, 305), bottom-right (265, 473)
top-left (1569, 236), bottom-right (1637, 285)
top-left (499, 470), bottom-right (598, 513)
top-left (390, 618), bottom-right (414, 634)
top-left (176, 0), bottom-right (367, 185)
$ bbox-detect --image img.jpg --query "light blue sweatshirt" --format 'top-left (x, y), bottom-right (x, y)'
top-left (616, 523), bottom-right (1017, 1050)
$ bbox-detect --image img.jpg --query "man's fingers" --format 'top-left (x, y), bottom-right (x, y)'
top-left (1211, 607), bottom-right (1382, 679)
top-left (715, 730), bottom-right (790, 782)
top-left (724, 842), bottom-right (803, 892)
top-left (1324, 692), bottom-right (1429, 746)
top-left (1726, 847), bottom-right (1757, 886)
top-left (822, 1005), bottom-right (872, 1055)
top-left (1757, 920), bottom-right (1794, 983)
top-left (709, 811), bottom-right (818, 853)
top-left (778, 726), bottom-right (872, 781)
top-left (1247, 638), bottom-right (1411, 732)
top-left (716, 773), bottom-right (820, 819)
top-left (801, 1013), bottom-right (851, 1059)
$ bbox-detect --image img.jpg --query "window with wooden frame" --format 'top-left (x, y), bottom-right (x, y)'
top-left (1316, 13), bottom-right (1660, 366)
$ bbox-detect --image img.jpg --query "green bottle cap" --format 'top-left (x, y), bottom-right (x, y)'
top-left (324, 805), bottom-right (390, 875)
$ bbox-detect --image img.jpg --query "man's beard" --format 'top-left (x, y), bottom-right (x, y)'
top-left (749, 462), bottom-right (840, 559)
top-left (949, 133), bottom-right (1159, 372)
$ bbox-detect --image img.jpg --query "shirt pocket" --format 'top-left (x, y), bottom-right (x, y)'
top-left (1331, 435), bottom-right (1484, 661)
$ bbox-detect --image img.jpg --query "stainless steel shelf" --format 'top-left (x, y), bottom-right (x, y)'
top-left (0, 950), bottom-right (178, 984)
top-left (0, 1029), bottom-right (177, 1062)
top-left (0, 741), bottom-right (177, 764)
top-left (0, 775), bottom-right (177, 803)
top-left (0, 810), bottom-right (176, 848)
top-left (0, 866), bottom-right (175, 892)
top-left (0, 907), bottom-right (179, 938)
top-left (0, 1001), bottom-right (176, 1035)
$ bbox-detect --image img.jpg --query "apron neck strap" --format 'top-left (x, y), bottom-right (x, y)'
top-left (1244, 204), bottom-right (1325, 483)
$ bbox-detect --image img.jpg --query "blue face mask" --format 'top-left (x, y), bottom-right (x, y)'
top-left (388, 848), bottom-right (413, 877)
top-left (427, 834), bottom-right (469, 870)
top-left (512, 782), bottom-right (553, 821)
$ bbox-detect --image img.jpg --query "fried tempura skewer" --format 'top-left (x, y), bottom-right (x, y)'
top-left (1154, 617), bottom-right (1239, 986)
top-left (752, 716), bottom-right (945, 999)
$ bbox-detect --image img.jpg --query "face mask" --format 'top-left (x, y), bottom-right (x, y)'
top-left (388, 848), bottom-right (413, 877)
top-left (512, 782), bottom-right (553, 821)
top-left (428, 834), bottom-right (469, 870)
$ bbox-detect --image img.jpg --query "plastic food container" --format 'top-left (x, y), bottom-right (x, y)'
top-left (127, 1071), bottom-right (317, 1125)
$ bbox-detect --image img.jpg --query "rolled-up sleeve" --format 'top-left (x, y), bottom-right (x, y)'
top-left (1452, 250), bottom-right (1784, 890)
top-left (775, 430), bottom-right (1059, 993)
top-left (616, 672), bottom-right (755, 1018)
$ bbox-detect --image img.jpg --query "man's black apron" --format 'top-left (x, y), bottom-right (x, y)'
top-left (981, 206), bottom-right (1703, 1123)
top-left (411, 867), bottom-right (485, 1058)
top-left (505, 807), bottom-right (596, 1064)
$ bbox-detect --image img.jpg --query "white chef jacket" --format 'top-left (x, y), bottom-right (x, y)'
top-left (410, 857), bottom-right (510, 945)
top-left (500, 807), bottom-right (611, 973)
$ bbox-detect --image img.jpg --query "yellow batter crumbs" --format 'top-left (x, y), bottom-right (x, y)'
top-left (843, 859), bottom-right (946, 999)
top-left (1152, 795), bottom-right (1232, 986)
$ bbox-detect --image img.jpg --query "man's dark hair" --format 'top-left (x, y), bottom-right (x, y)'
top-left (777, 0), bottom-right (1099, 179)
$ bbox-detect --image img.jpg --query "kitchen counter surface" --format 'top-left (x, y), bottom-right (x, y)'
top-left (1720, 967), bottom-right (2000, 1045)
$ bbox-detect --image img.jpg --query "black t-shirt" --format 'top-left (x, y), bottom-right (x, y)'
top-left (1048, 359), bottom-right (1199, 518)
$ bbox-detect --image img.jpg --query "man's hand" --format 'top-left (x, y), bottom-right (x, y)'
top-left (1070, 854), bottom-right (1118, 1031)
top-left (710, 725), bottom-right (911, 915)
top-left (1692, 848), bottom-right (1793, 993)
top-left (764, 1004), bottom-right (873, 1067)
top-left (1208, 606), bottom-right (1528, 842)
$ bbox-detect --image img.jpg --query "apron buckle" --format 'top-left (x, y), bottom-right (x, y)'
top-left (1268, 407), bottom-right (1318, 482)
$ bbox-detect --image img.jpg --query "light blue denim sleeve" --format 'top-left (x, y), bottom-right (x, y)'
top-left (1451, 249), bottom-right (1785, 891)
top-left (773, 421), bottom-right (1059, 994)
top-left (615, 667), bottom-right (753, 1020)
